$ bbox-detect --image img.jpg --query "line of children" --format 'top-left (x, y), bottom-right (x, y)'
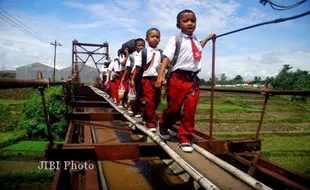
top-left (105, 9), bottom-right (215, 153)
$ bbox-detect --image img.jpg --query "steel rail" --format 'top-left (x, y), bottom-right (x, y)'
top-left (91, 126), bottom-right (108, 190)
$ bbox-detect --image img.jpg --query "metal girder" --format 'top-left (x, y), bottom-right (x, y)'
top-left (72, 100), bottom-right (111, 107)
top-left (65, 112), bottom-right (126, 121)
top-left (228, 139), bottom-right (261, 153)
top-left (46, 142), bottom-right (169, 161)
top-left (231, 155), bottom-right (310, 190)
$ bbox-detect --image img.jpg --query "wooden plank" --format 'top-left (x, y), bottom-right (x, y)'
top-left (166, 141), bottom-right (253, 190)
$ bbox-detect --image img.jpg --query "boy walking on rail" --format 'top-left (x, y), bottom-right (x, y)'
top-left (131, 28), bottom-right (162, 132)
top-left (121, 38), bottom-right (145, 116)
top-left (155, 10), bottom-right (215, 152)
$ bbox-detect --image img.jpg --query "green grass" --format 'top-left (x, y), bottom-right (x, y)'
top-left (0, 170), bottom-right (54, 184)
top-left (1, 141), bottom-right (62, 152)
top-left (261, 134), bottom-right (310, 152)
top-left (265, 155), bottom-right (310, 176)
top-left (0, 131), bottom-right (26, 149)
top-left (0, 151), bottom-right (45, 161)
top-left (0, 99), bottom-right (27, 105)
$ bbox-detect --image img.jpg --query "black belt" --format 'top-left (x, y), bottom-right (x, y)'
top-left (174, 69), bottom-right (198, 76)
top-left (143, 76), bottom-right (157, 80)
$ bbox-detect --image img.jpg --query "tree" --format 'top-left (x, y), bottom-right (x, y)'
top-left (254, 76), bottom-right (262, 84)
top-left (220, 73), bottom-right (227, 85)
top-left (271, 65), bottom-right (309, 101)
top-left (231, 75), bottom-right (243, 84)
top-left (281, 64), bottom-right (293, 73)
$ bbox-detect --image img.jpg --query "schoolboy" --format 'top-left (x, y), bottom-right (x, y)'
top-left (131, 28), bottom-right (162, 131)
top-left (155, 10), bottom-right (215, 152)
top-left (121, 38), bottom-right (145, 116)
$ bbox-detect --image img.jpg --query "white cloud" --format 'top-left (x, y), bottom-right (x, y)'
top-left (199, 47), bottom-right (310, 80)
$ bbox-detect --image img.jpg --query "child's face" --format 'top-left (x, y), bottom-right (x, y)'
top-left (135, 41), bottom-right (145, 52)
top-left (146, 30), bottom-right (160, 48)
top-left (177, 12), bottom-right (196, 36)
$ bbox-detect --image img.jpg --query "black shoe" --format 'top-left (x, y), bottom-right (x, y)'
top-left (159, 128), bottom-right (169, 140)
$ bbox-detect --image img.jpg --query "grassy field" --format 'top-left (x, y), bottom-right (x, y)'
top-left (0, 141), bottom-right (54, 190)
top-left (158, 89), bottom-right (310, 176)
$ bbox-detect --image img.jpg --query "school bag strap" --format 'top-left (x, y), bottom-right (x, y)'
top-left (141, 49), bottom-right (148, 68)
top-left (170, 35), bottom-right (182, 68)
top-left (163, 35), bottom-right (182, 98)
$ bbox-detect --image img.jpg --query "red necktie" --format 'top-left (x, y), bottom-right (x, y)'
top-left (143, 52), bottom-right (155, 71)
top-left (190, 37), bottom-right (201, 61)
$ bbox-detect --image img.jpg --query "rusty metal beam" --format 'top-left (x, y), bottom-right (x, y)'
top-left (232, 155), bottom-right (310, 190)
top-left (228, 139), bottom-right (261, 153)
top-left (74, 120), bottom-right (132, 133)
top-left (72, 100), bottom-right (111, 107)
top-left (0, 78), bottom-right (66, 89)
top-left (66, 112), bottom-right (126, 121)
top-left (51, 163), bottom-right (71, 190)
top-left (38, 87), bottom-right (54, 145)
top-left (200, 87), bottom-right (310, 96)
top-left (85, 163), bottom-right (99, 190)
top-left (73, 42), bottom-right (109, 47)
top-left (46, 142), bottom-right (169, 161)
top-left (73, 95), bottom-right (103, 100)
top-left (256, 93), bottom-right (269, 138)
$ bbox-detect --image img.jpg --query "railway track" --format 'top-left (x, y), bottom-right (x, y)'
top-left (49, 85), bottom-right (280, 190)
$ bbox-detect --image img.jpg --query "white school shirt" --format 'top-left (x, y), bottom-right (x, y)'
top-left (107, 56), bottom-right (122, 73)
top-left (163, 32), bottom-right (202, 72)
top-left (125, 51), bottom-right (139, 74)
top-left (135, 47), bottom-right (161, 77)
top-left (119, 54), bottom-right (126, 71)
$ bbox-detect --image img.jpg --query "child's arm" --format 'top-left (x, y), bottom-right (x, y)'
top-left (120, 67), bottom-right (129, 84)
top-left (155, 57), bottom-right (169, 88)
top-left (130, 66), bottom-right (141, 88)
top-left (200, 33), bottom-right (216, 48)
top-left (121, 48), bottom-right (129, 66)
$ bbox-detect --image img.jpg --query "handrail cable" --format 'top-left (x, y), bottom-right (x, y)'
top-left (259, 0), bottom-right (308, 10)
top-left (216, 11), bottom-right (310, 38)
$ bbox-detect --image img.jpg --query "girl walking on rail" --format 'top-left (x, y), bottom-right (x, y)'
top-left (155, 10), bottom-right (215, 152)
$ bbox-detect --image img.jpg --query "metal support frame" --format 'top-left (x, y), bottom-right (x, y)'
top-left (38, 87), bottom-right (54, 145)
top-left (71, 39), bottom-right (110, 83)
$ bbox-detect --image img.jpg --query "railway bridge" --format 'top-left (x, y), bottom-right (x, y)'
top-left (1, 78), bottom-right (310, 190)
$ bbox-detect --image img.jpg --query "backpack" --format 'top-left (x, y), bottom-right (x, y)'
top-left (165, 35), bottom-right (182, 80)
top-left (121, 39), bottom-right (136, 54)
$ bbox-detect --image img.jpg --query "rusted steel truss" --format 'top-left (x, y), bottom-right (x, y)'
top-left (71, 39), bottom-right (110, 82)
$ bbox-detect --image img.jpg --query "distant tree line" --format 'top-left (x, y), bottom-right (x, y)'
top-left (200, 64), bottom-right (310, 91)
top-left (0, 73), bottom-right (16, 78)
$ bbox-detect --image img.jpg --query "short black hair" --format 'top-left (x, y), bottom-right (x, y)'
top-left (177, 9), bottom-right (195, 24)
top-left (135, 38), bottom-right (145, 45)
top-left (117, 49), bottom-right (121, 56)
top-left (146, 28), bottom-right (160, 38)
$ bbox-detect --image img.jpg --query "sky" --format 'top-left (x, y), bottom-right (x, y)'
top-left (0, 0), bottom-right (309, 81)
